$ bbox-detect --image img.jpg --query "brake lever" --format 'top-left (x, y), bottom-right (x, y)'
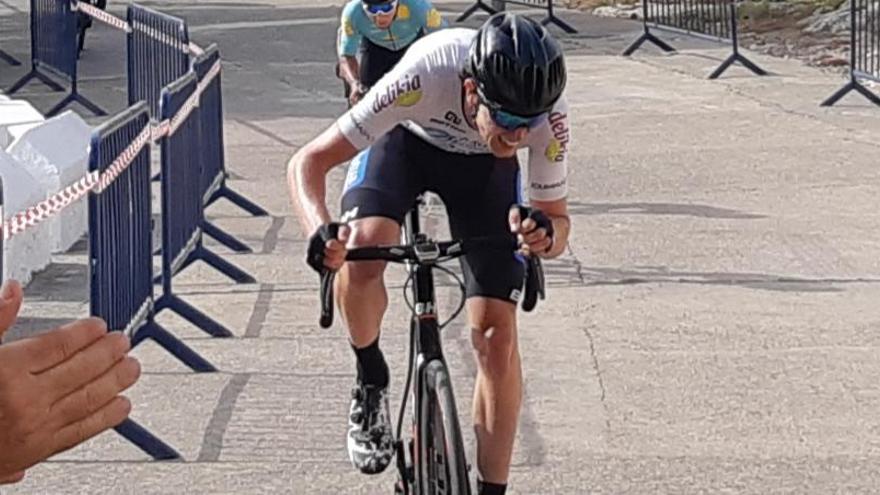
top-left (517, 206), bottom-right (547, 312)
top-left (318, 223), bottom-right (340, 328)
top-left (320, 270), bottom-right (336, 328)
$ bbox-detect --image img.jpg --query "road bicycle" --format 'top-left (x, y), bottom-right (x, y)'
top-left (316, 196), bottom-right (546, 494)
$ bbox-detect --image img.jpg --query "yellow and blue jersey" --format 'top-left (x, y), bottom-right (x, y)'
top-left (337, 0), bottom-right (447, 57)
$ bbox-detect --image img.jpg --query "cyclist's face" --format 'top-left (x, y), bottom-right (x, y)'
top-left (364, 1), bottom-right (397, 28)
top-left (477, 105), bottom-right (528, 158)
top-left (464, 79), bottom-right (529, 158)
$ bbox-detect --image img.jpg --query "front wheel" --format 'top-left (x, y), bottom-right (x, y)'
top-left (417, 360), bottom-right (471, 495)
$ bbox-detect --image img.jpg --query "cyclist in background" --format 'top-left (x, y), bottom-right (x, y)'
top-left (336, 0), bottom-right (446, 106)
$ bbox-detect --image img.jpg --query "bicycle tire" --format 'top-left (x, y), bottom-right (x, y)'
top-left (417, 359), bottom-right (471, 495)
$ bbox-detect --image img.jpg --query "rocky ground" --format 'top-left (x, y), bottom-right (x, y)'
top-left (573, 0), bottom-right (874, 76)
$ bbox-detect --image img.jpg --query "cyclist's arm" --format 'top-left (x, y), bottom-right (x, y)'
top-left (526, 100), bottom-right (572, 259)
top-left (288, 64), bottom-right (422, 232)
top-left (337, 5), bottom-right (362, 86)
top-left (287, 124), bottom-right (359, 235)
top-left (338, 55), bottom-right (360, 87)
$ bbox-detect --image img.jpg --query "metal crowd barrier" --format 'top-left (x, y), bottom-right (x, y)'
top-left (194, 44), bottom-right (270, 221)
top-left (821, 0), bottom-right (880, 106)
top-left (456, 0), bottom-right (576, 33)
top-left (127, 3), bottom-right (191, 117)
top-left (192, 45), bottom-right (260, 254)
top-left (6, 0), bottom-right (105, 116)
top-left (88, 102), bottom-right (212, 461)
top-left (623, 0), bottom-right (766, 79)
top-left (153, 71), bottom-right (255, 342)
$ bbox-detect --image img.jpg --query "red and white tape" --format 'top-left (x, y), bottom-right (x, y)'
top-left (0, 59), bottom-right (220, 240)
top-left (152, 60), bottom-right (221, 140)
top-left (2, 173), bottom-right (99, 241)
top-left (72, 1), bottom-right (131, 33)
top-left (95, 124), bottom-right (153, 193)
top-left (73, 1), bottom-right (204, 55)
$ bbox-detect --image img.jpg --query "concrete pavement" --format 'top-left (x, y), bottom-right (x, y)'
top-left (2, 0), bottom-right (880, 492)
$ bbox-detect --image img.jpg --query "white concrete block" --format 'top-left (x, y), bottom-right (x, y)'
top-left (0, 100), bottom-right (44, 149)
top-left (7, 111), bottom-right (91, 253)
top-left (0, 150), bottom-right (51, 287)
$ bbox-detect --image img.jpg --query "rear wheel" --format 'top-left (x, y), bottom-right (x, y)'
top-left (417, 360), bottom-right (471, 495)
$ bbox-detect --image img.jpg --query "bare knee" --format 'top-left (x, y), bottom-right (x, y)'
top-left (469, 298), bottom-right (518, 377)
top-left (340, 217), bottom-right (400, 285)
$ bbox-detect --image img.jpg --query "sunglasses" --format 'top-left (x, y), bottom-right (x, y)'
top-left (363, 1), bottom-right (396, 15)
top-left (478, 92), bottom-right (545, 131)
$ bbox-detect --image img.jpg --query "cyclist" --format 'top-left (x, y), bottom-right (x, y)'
top-left (288, 13), bottom-right (571, 494)
top-left (336, 0), bottom-right (446, 106)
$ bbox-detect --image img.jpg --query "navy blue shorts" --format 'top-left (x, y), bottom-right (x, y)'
top-left (340, 126), bottom-right (526, 304)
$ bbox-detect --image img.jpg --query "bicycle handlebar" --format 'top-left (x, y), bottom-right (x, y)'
top-left (317, 235), bottom-right (544, 328)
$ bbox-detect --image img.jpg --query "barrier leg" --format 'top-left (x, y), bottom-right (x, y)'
top-left (131, 320), bottom-right (217, 372)
top-left (207, 184), bottom-right (270, 217)
top-left (853, 81), bottom-right (880, 106)
top-left (155, 293), bottom-right (235, 338)
top-left (0, 49), bottom-right (20, 66)
top-left (202, 220), bottom-right (253, 253)
top-left (709, 47), bottom-right (767, 79)
top-left (6, 69), bottom-right (65, 94)
top-left (622, 31), bottom-right (675, 56)
top-left (707, 54), bottom-right (737, 80)
top-left (114, 419), bottom-right (181, 461)
top-left (45, 90), bottom-right (107, 117)
top-left (456, 0), bottom-right (496, 22)
top-left (540, 2), bottom-right (577, 34)
top-left (821, 81), bottom-right (857, 107)
top-left (193, 245), bottom-right (257, 284)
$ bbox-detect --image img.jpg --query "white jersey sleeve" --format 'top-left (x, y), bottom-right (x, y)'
top-left (336, 58), bottom-right (430, 150)
top-left (525, 96), bottom-right (571, 202)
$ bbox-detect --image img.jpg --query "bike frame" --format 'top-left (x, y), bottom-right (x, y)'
top-left (394, 197), bottom-right (464, 493)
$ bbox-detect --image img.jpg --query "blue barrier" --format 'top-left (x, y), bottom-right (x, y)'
top-left (192, 45), bottom-right (267, 255)
top-left (153, 72), bottom-right (255, 340)
top-left (88, 102), bottom-right (215, 461)
top-left (6, 0), bottom-right (105, 116)
top-left (0, 48), bottom-right (21, 66)
top-left (194, 44), bottom-right (270, 223)
top-left (127, 3), bottom-right (190, 118)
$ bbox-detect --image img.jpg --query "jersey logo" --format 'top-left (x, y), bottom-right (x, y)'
top-left (544, 112), bottom-right (569, 162)
top-left (372, 73), bottom-right (422, 112)
top-left (343, 18), bottom-right (355, 37)
top-left (397, 4), bottom-right (410, 19)
top-left (426, 8), bottom-right (442, 28)
top-left (444, 111), bottom-right (461, 125)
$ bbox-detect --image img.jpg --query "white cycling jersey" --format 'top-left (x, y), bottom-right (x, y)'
top-left (336, 28), bottom-right (571, 202)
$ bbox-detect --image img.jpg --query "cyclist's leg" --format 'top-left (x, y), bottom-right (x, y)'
top-left (338, 126), bottom-right (424, 474)
top-left (339, 125), bottom-right (422, 360)
top-left (432, 153), bottom-right (524, 490)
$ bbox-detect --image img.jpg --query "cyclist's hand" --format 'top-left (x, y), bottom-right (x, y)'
top-left (509, 206), bottom-right (555, 256)
top-left (349, 82), bottom-right (368, 106)
top-left (306, 223), bottom-right (349, 273)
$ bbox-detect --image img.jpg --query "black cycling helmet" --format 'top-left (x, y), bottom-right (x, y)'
top-left (467, 13), bottom-right (566, 117)
top-left (361, 0), bottom-right (394, 5)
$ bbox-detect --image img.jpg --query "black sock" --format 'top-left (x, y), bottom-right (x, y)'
top-left (477, 479), bottom-right (507, 495)
top-left (352, 337), bottom-right (389, 388)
